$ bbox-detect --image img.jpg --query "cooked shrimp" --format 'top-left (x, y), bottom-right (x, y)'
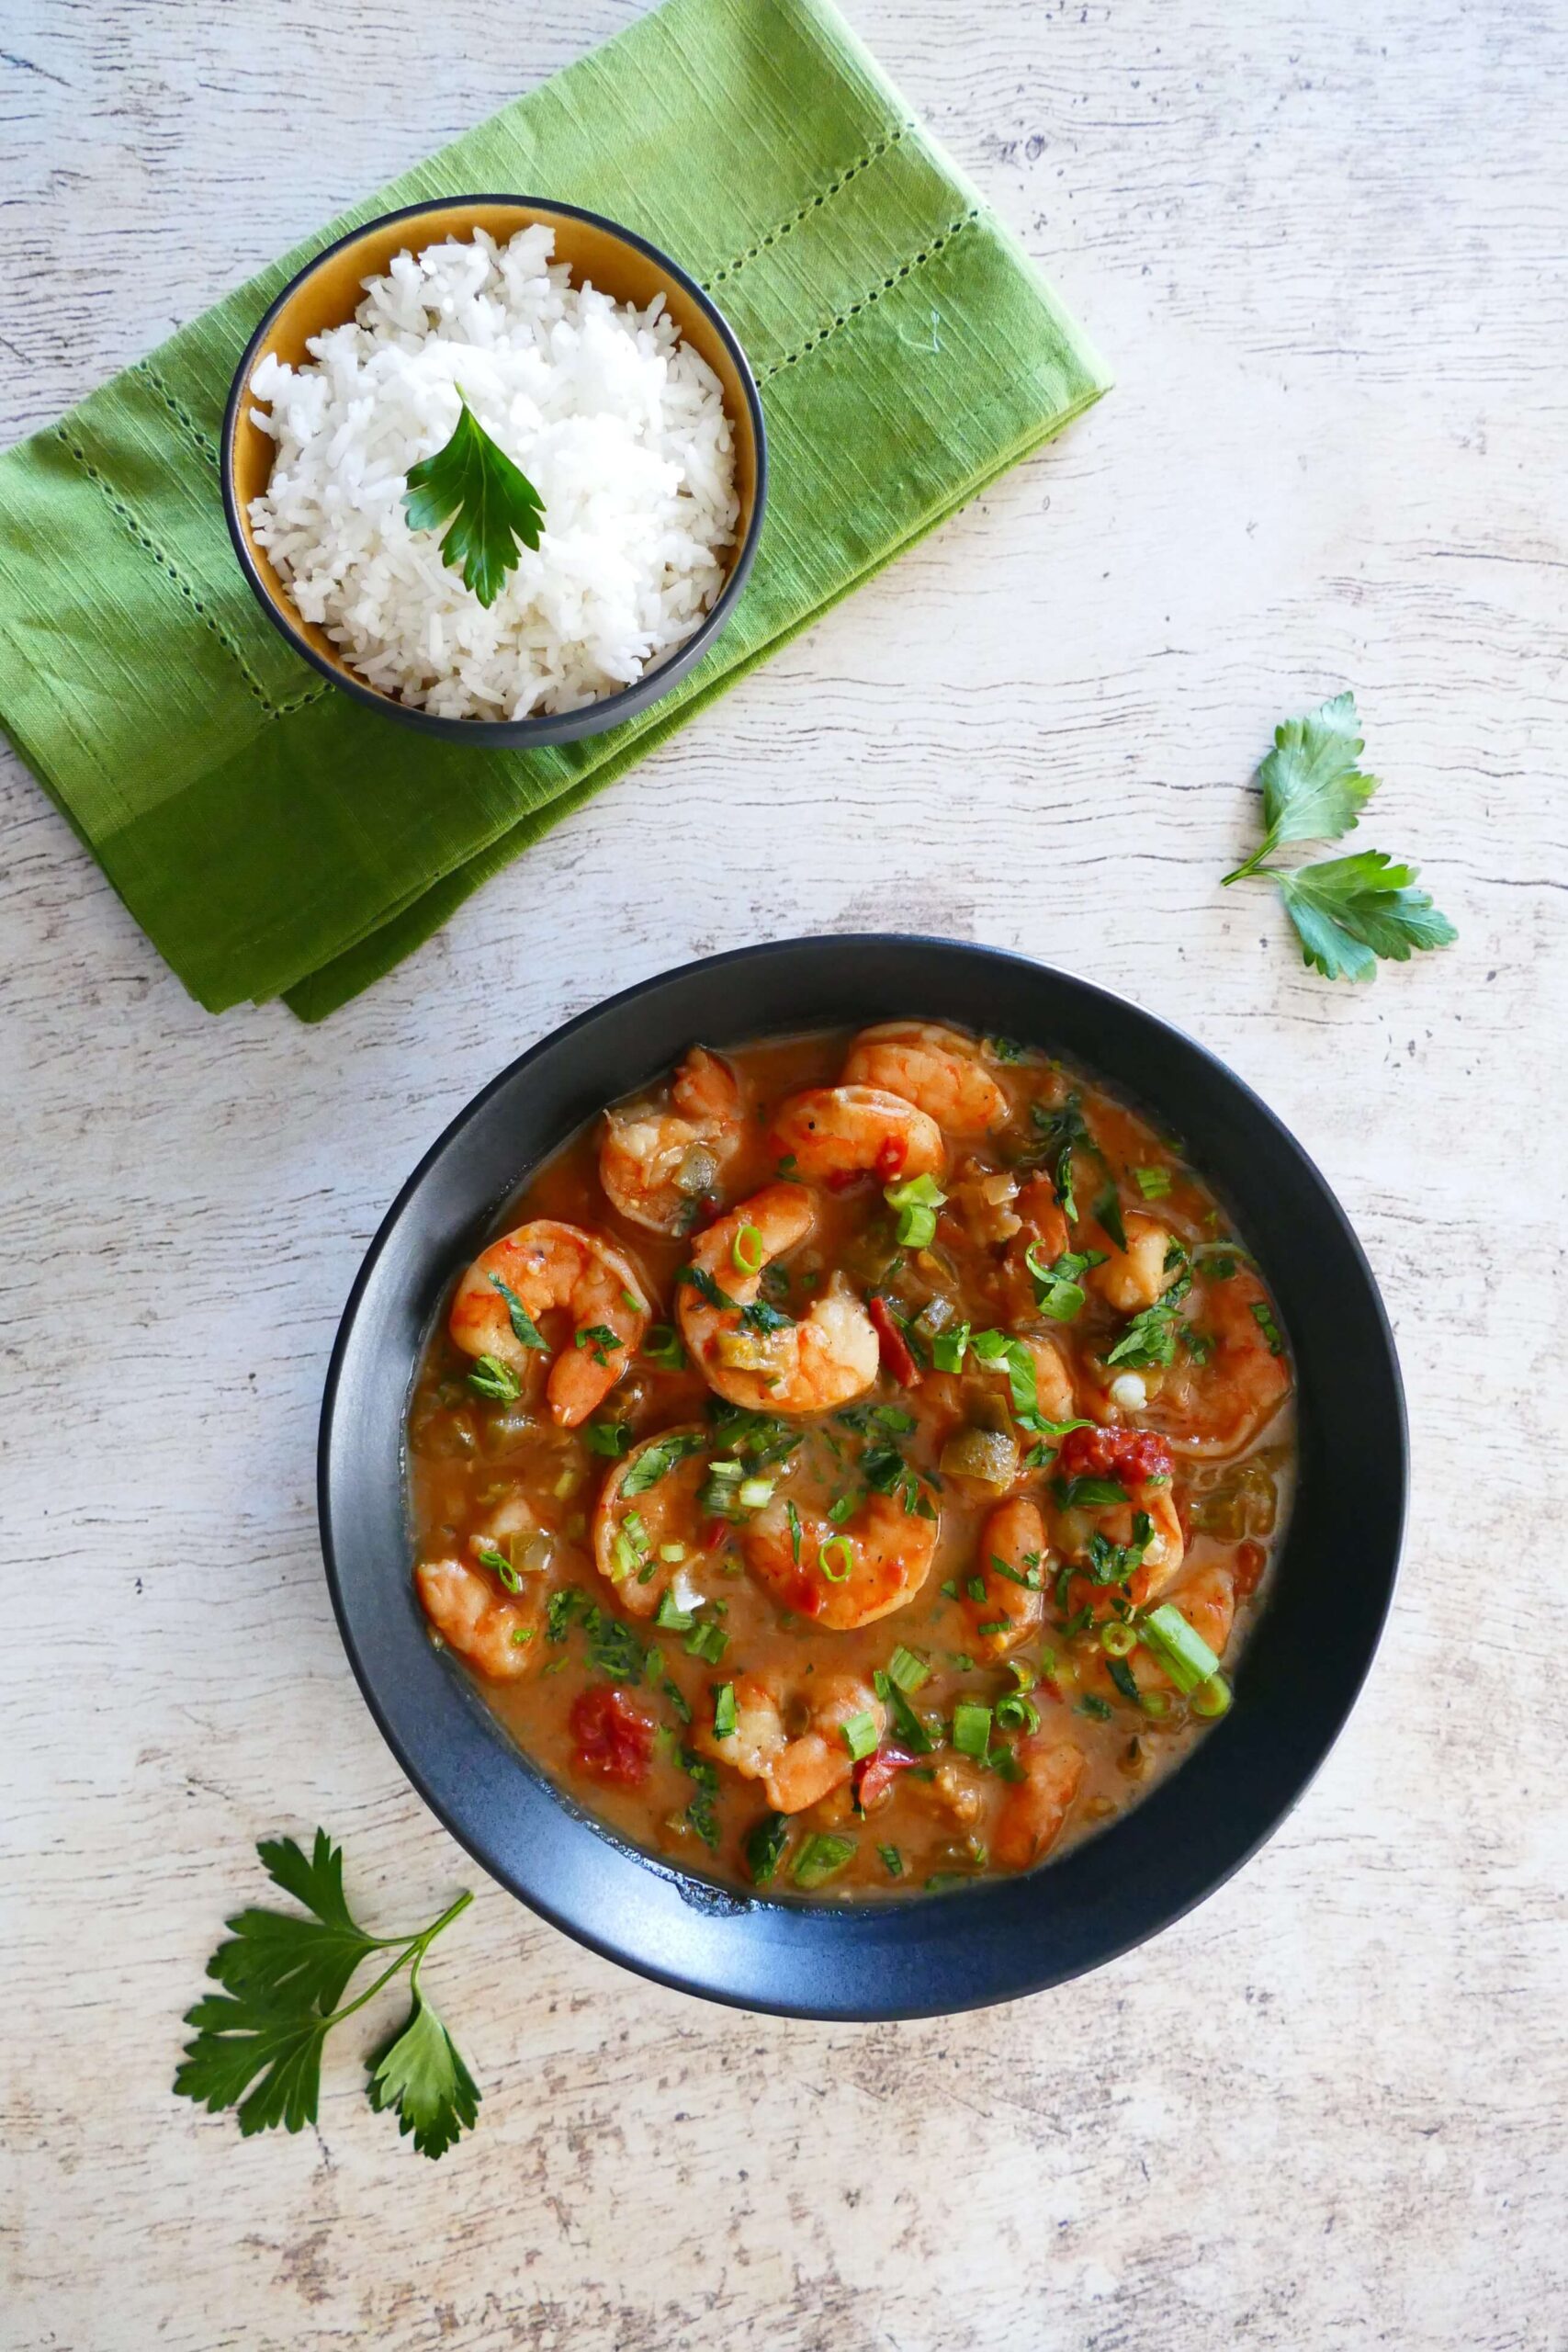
top-left (415, 1556), bottom-right (542, 1680)
top-left (591, 1422), bottom-right (708, 1618)
top-left (600, 1046), bottom-right (745, 1234)
top-left (1090, 1213), bottom-right (1179, 1313)
top-left (697, 1670), bottom-right (886, 1814)
top-left (769, 1085), bottom-right (943, 1185)
top-left (994, 1738), bottom-right (1084, 1870)
top-left (965, 1496), bottom-right (1046, 1656)
top-left (841, 1022), bottom-right (1009, 1136)
top-left (743, 1487), bottom-right (940, 1629)
top-left (1054, 1425), bottom-right (1186, 1607)
top-left (1002, 1174), bottom-right (1071, 1318)
top-left (1145, 1264), bottom-right (1291, 1456)
top-left (449, 1219), bottom-right (649, 1428)
top-left (676, 1183), bottom-right (880, 1413)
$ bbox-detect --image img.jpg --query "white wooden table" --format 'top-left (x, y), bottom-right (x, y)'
top-left (3, 4), bottom-right (1564, 2346)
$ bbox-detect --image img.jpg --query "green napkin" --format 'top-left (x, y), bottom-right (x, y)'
top-left (0, 0), bottom-right (1108, 1021)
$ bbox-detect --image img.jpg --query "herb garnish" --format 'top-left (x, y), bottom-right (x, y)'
top-left (621, 1430), bottom-right (705, 1496)
top-left (1221, 692), bottom-right (1456, 979)
top-left (487, 1273), bottom-right (548, 1353)
top-left (402, 397), bottom-right (545, 607)
top-left (174, 1829), bottom-right (478, 2159)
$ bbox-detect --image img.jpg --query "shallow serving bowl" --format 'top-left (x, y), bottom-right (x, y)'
top-left (319, 936), bottom-right (1406, 2019)
top-left (222, 195), bottom-right (767, 748)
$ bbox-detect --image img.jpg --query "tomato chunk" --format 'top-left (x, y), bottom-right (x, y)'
top-left (868, 1294), bottom-right (919, 1386)
top-left (1057, 1423), bottom-right (1174, 1485)
top-left (874, 1134), bottom-right (908, 1182)
top-left (854, 1745), bottom-right (919, 1810)
top-left (570, 1687), bottom-right (655, 1789)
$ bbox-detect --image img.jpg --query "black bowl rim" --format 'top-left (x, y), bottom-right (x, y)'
top-left (220, 192), bottom-right (770, 745)
top-left (318, 935), bottom-right (1408, 2018)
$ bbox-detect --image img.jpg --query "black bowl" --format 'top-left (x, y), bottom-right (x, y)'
top-left (319, 936), bottom-right (1405, 2018)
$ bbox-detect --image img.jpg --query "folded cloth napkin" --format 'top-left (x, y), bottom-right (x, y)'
top-left (0, 0), bottom-right (1108, 1020)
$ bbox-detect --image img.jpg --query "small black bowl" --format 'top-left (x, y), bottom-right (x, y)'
top-left (319, 937), bottom-right (1406, 2018)
top-left (222, 194), bottom-right (767, 748)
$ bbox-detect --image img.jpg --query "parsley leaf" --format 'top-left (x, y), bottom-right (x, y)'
top-left (367, 1975), bottom-right (480, 2161)
top-left (487, 1273), bottom-right (548, 1353)
top-left (1224, 691), bottom-right (1377, 881)
top-left (621, 1430), bottom-right (706, 1497)
top-left (175, 1829), bottom-right (478, 2158)
top-left (1222, 694), bottom-right (1457, 978)
top-left (1272, 853), bottom-right (1460, 983)
top-left (402, 397), bottom-right (545, 608)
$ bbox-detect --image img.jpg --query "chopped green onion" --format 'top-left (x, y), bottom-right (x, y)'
top-left (1191, 1671), bottom-right (1233, 1718)
top-left (827, 1494), bottom-right (855, 1525)
top-left (1100, 1620), bottom-right (1137, 1658)
top-left (792, 1833), bottom-right (857, 1890)
top-left (819, 1534), bottom-right (854, 1584)
top-left (745, 1813), bottom-right (789, 1887)
top-left (1134, 1166), bottom-right (1172, 1201)
top-left (474, 1541), bottom-right (525, 1595)
top-left (840, 1710), bottom-right (880, 1762)
top-left (654, 1591), bottom-right (694, 1632)
top-left (1250, 1299), bottom-right (1284, 1357)
top-left (883, 1171), bottom-right (947, 1250)
top-left (659, 1543), bottom-right (687, 1566)
top-left (509, 1625), bottom-right (534, 1646)
top-left (886, 1645), bottom-right (931, 1693)
top-left (1137, 1602), bottom-right (1222, 1695)
top-left (736, 1476), bottom-right (774, 1511)
top-left (965, 1576), bottom-right (987, 1603)
top-left (731, 1222), bottom-right (765, 1277)
top-left (986, 1743), bottom-right (1026, 1782)
top-left (468, 1353), bottom-right (523, 1402)
top-left (876, 1843), bottom-right (904, 1879)
top-left (642, 1324), bottom-right (688, 1372)
top-left (952, 1699), bottom-right (993, 1758)
top-left (994, 1692), bottom-right (1040, 1735)
top-left (1008, 1658), bottom-right (1038, 1692)
top-left (786, 1497), bottom-right (803, 1563)
top-left (1140, 1689), bottom-right (1172, 1718)
top-left (713, 1681), bottom-right (738, 1738)
top-left (931, 1321), bottom-right (972, 1374)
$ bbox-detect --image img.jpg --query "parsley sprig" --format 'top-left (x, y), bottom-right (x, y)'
top-left (402, 396), bottom-right (545, 608)
top-left (175, 1830), bottom-right (479, 2160)
top-left (1223, 692), bottom-right (1456, 980)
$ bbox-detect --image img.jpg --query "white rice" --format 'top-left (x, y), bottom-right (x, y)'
top-left (246, 225), bottom-right (739, 720)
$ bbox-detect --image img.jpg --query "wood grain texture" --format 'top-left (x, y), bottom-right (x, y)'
top-left (1, 1), bottom-right (1564, 2346)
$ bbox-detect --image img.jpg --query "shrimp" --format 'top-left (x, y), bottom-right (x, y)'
top-left (415, 1556), bottom-right (542, 1680)
top-left (1002, 1174), bottom-right (1071, 1318)
top-left (1145, 1263), bottom-right (1291, 1457)
top-left (449, 1219), bottom-right (649, 1429)
top-left (1054, 1425), bottom-right (1186, 1607)
top-left (676, 1183), bottom-right (880, 1414)
top-left (591, 1422), bottom-right (709, 1618)
top-left (1090, 1213), bottom-right (1179, 1313)
top-left (600, 1046), bottom-right (746, 1234)
top-left (696, 1670), bottom-right (886, 1814)
top-left (993, 1738), bottom-right (1084, 1870)
top-left (841, 1022), bottom-right (1010, 1136)
top-left (743, 1487), bottom-right (941, 1629)
top-left (965, 1496), bottom-right (1046, 1656)
top-left (768, 1086), bottom-right (943, 1185)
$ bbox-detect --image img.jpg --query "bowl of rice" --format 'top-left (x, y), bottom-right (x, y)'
top-left (221, 196), bottom-right (766, 742)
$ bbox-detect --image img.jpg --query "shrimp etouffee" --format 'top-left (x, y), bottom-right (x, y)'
top-left (407, 1023), bottom-right (1295, 1899)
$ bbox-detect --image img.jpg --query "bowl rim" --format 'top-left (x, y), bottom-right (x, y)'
top-left (220, 191), bottom-right (770, 741)
top-left (318, 934), bottom-right (1409, 2018)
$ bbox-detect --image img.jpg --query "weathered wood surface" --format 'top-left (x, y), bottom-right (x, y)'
top-left (2, 2), bottom-right (1563, 2346)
